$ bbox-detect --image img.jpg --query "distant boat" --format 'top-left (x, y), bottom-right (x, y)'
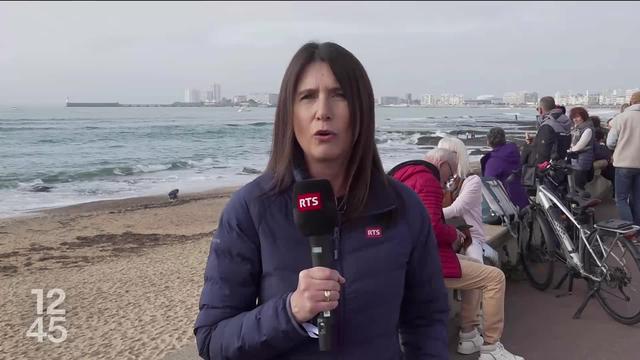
top-left (237, 106), bottom-right (251, 112)
top-left (11, 106), bottom-right (18, 110)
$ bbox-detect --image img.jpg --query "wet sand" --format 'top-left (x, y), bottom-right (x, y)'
top-left (0, 187), bottom-right (236, 359)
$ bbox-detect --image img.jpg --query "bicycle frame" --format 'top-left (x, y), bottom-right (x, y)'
top-left (535, 184), bottom-right (602, 281)
top-left (522, 162), bottom-right (640, 323)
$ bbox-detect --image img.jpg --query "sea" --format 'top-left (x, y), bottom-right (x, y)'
top-left (0, 105), bottom-right (618, 218)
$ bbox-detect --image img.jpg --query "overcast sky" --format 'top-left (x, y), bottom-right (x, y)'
top-left (1, 1), bottom-right (639, 105)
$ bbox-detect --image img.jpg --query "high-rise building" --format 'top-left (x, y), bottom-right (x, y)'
top-left (613, 89), bottom-right (626, 105)
top-left (406, 93), bottom-right (412, 105)
top-left (421, 94), bottom-right (434, 106)
top-left (213, 83), bottom-right (222, 103)
top-left (205, 90), bottom-right (214, 103)
top-left (504, 91), bottom-right (537, 105)
top-left (184, 88), bottom-right (201, 103)
top-left (503, 92), bottom-right (519, 105)
top-left (586, 91), bottom-right (600, 106)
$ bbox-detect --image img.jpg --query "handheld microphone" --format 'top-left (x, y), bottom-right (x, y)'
top-left (292, 179), bottom-right (338, 351)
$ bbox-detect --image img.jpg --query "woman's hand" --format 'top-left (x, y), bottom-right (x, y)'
top-left (452, 229), bottom-right (465, 252)
top-left (290, 267), bottom-right (346, 323)
top-left (452, 228), bottom-right (472, 253)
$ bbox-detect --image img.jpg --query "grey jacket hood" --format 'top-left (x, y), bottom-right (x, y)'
top-left (541, 108), bottom-right (572, 133)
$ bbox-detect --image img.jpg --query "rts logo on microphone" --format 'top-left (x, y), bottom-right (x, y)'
top-left (297, 193), bottom-right (322, 211)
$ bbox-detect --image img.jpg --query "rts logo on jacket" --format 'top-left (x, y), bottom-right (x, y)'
top-left (366, 226), bottom-right (383, 238)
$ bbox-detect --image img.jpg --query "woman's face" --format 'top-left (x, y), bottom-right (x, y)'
top-left (438, 161), bottom-right (454, 188)
top-left (293, 61), bottom-right (352, 167)
top-left (573, 115), bottom-right (584, 126)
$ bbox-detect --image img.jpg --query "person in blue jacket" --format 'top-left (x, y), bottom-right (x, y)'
top-left (194, 41), bottom-right (449, 360)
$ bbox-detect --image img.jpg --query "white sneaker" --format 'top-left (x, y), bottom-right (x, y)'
top-left (478, 342), bottom-right (524, 360)
top-left (457, 328), bottom-right (483, 354)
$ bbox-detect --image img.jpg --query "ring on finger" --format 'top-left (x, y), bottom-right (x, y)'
top-left (324, 290), bottom-right (331, 302)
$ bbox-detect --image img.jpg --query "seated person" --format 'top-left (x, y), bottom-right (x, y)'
top-left (481, 127), bottom-right (529, 209)
top-left (438, 136), bottom-right (487, 263)
top-left (391, 148), bottom-right (524, 360)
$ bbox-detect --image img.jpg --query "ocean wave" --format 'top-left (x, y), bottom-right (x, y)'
top-left (248, 122), bottom-right (272, 127)
top-left (7, 159), bottom-right (225, 187)
top-left (134, 164), bottom-right (171, 173)
top-left (225, 121), bottom-right (272, 127)
top-left (0, 118), bottom-right (74, 122)
top-left (37, 139), bottom-right (64, 144)
top-left (1, 126), bottom-right (60, 131)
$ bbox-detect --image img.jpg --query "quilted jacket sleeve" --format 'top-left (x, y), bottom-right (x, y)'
top-left (193, 190), bottom-right (307, 360)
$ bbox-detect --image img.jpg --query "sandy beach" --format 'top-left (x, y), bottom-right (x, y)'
top-left (0, 187), bottom-right (238, 359)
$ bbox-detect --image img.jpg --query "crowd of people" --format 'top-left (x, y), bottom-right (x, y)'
top-left (193, 41), bottom-right (637, 360)
top-left (517, 94), bottom-right (640, 231)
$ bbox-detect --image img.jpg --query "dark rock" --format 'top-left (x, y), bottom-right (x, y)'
top-left (241, 167), bottom-right (262, 175)
top-left (416, 136), bottom-right (443, 146)
top-left (469, 149), bottom-right (489, 156)
top-left (30, 185), bottom-right (53, 192)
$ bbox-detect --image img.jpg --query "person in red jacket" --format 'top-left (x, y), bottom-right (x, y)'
top-left (391, 148), bottom-right (523, 360)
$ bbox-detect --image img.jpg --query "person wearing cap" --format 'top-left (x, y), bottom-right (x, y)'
top-left (607, 91), bottom-right (640, 229)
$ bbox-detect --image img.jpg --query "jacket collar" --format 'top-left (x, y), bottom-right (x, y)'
top-left (291, 163), bottom-right (396, 218)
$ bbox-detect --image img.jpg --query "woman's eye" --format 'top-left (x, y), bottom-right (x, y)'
top-left (333, 92), bottom-right (345, 98)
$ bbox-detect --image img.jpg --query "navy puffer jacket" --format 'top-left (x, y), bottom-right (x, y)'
top-left (194, 171), bottom-right (449, 360)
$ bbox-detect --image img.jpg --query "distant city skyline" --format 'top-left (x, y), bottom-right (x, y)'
top-left (65, 84), bottom-right (637, 108)
top-left (2, 2), bottom-right (639, 105)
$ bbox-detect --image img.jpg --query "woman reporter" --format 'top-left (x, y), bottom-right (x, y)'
top-left (194, 42), bottom-right (449, 360)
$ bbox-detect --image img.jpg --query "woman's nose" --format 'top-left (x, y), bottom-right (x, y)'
top-left (315, 96), bottom-right (332, 121)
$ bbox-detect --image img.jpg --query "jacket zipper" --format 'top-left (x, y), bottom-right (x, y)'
top-left (333, 214), bottom-right (343, 358)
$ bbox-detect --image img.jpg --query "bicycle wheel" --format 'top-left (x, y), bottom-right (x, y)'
top-left (584, 231), bottom-right (640, 325)
top-left (520, 209), bottom-right (556, 290)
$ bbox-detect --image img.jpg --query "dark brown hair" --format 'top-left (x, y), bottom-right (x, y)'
top-left (487, 127), bottom-right (506, 148)
top-left (569, 107), bottom-right (589, 123)
top-left (265, 42), bottom-right (384, 219)
top-left (589, 115), bottom-right (601, 129)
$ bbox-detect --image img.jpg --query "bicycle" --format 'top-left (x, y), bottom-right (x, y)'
top-left (518, 159), bottom-right (640, 325)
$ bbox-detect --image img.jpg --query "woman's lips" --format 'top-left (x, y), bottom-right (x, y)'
top-left (313, 130), bottom-right (336, 142)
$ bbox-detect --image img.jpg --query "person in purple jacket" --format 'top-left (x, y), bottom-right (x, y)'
top-left (193, 42), bottom-right (449, 360)
top-left (480, 128), bottom-right (529, 209)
